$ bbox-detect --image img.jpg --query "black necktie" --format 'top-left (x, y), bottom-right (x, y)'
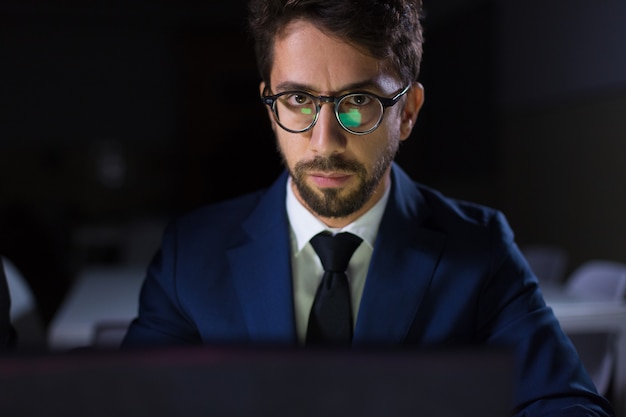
top-left (306, 232), bottom-right (363, 345)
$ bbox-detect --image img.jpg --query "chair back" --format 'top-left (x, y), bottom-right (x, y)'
top-left (562, 259), bottom-right (626, 396)
top-left (565, 260), bottom-right (626, 302)
top-left (1, 257), bottom-right (46, 348)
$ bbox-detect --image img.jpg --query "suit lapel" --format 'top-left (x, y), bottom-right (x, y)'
top-left (354, 165), bottom-right (446, 345)
top-left (224, 166), bottom-right (445, 345)
top-left (226, 172), bottom-right (297, 344)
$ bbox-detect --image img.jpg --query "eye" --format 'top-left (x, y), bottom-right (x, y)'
top-left (346, 94), bottom-right (373, 106)
top-left (284, 92), bottom-right (313, 106)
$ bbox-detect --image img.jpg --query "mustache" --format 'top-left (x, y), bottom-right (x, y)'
top-left (294, 155), bottom-right (365, 174)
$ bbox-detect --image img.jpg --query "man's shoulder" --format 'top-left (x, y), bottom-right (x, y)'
top-left (168, 171), bottom-right (289, 241)
top-left (410, 182), bottom-right (514, 249)
top-left (176, 188), bottom-right (269, 233)
top-left (391, 165), bottom-right (502, 229)
top-left (390, 172), bottom-right (510, 247)
top-left (417, 183), bottom-right (501, 227)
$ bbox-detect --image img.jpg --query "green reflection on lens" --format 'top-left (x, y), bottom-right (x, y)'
top-left (301, 108), bottom-right (312, 115)
top-left (339, 109), bottom-right (362, 127)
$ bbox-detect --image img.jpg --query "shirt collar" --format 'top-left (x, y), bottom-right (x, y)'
top-left (286, 176), bottom-right (391, 253)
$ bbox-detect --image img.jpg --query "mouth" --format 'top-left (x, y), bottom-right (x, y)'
top-left (308, 171), bottom-right (353, 188)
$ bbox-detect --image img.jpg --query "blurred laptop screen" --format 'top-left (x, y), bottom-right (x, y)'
top-left (0, 346), bottom-right (514, 417)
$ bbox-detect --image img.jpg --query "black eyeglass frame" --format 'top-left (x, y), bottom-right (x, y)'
top-left (261, 84), bottom-right (412, 135)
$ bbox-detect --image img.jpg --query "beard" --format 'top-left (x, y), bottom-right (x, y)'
top-left (282, 138), bottom-right (399, 219)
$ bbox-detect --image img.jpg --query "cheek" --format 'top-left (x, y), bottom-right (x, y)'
top-left (382, 118), bottom-right (404, 150)
top-left (385, 107), bottom-right (404, 136)
top-left (366, 121), bottom-right (401, 154)
top-left (276, 134), bottom-right (305, 166)
top-left (353, 136), bottom-right (391, 166)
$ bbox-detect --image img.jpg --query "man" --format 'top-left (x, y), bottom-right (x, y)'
top-left (123, 0), bottom-right (614, 415)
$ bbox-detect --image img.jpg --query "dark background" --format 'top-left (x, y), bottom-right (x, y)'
top-left (2, 0), bottom-right (626, 326)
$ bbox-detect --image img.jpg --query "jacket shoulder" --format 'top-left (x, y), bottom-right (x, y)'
top-left (416, 183), bottom-right (508, 230)
top-left (177, 190), bottom-right (266, 233)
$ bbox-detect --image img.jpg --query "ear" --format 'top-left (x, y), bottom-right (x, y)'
top-left (259, 81), bottom-right (277, 132)
top-left (399, 82), bottom-right (424, 140)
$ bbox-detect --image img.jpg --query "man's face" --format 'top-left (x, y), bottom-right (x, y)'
top-left (262, 20), bottom-right (423, 227)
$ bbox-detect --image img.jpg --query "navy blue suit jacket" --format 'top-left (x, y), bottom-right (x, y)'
top-left (124, 163), bottom-right (613, 416)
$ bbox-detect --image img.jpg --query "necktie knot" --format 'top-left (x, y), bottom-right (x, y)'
top-left (310, 232), bottom-right (363, 273)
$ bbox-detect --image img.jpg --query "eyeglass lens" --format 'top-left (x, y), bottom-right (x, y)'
top-left (274, 93), bottom-right (384, 133)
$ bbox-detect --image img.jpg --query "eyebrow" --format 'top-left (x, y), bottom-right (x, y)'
top-left (273, 79), bottom-right (386, 94)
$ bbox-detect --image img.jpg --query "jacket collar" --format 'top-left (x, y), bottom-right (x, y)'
top-left (226, 165), bottom-right (446, 345)
top-left (226, 171), bottom-right (297, 344)
top-left (353, 164), bottom-right (446, 345)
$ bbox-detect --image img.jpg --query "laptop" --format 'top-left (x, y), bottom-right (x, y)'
top-left (0, 346), bottom-right (514, 417)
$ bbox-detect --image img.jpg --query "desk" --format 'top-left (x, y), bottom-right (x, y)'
top-left (48, 270), bottom-right (625, 415)
top-left (545, 291), bottom-right (626, 417)
top-left (48, 266), bottom-right (145, 350)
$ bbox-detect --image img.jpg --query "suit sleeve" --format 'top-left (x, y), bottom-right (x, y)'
top-left (122, 223), bottom-right (201, 348)
top-left (479, 212), bottom-right (615, 417)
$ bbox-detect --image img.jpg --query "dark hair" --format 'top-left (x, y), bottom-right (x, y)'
top-left (248, 0), bottom-right (424, 87)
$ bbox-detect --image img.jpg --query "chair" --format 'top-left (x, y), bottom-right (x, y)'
top-left (48, 265), bottom-right (145, 350)
top-left (1, 257), bottom-right (46, 349)
top-left (565, 260), bottom-right (626, 302)
top-left (521, 244), bottom-right (569, 285)
top-left (563, 260), bottom-right (626, 396)
top-left (0, 258), bottom-right (15, 348)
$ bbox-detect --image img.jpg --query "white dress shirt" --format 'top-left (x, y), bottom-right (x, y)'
top-left (286, 178), bottom-right (391, 344)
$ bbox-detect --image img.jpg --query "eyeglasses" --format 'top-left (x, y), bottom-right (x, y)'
top-left (262, 84), bottom-right (411, 135)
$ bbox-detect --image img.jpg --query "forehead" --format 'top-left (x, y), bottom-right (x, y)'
top-left (270, 20), bottom-right (398, 93)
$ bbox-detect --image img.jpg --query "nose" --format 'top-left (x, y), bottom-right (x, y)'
top-left (308, 103), bottom-right (347, 156)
